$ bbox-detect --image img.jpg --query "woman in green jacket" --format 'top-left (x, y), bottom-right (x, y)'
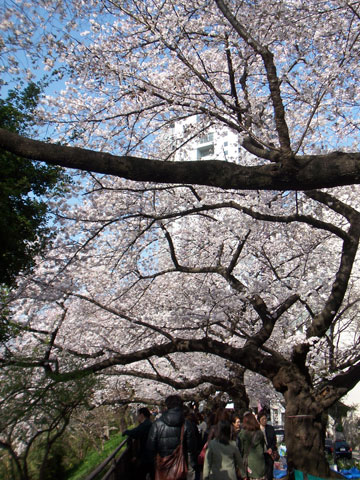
top-left (238, 412), bottom-right (266, 480)
top-left (203, 420), bottom-right (245, 480)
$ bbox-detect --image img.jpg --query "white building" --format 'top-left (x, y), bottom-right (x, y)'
top-left (169, 116), bottom-right (240, 163)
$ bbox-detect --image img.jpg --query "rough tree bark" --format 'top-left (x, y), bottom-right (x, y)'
top-left (1, 128), bottom-right (360, 191)
top-left (273, 365), bottom-right (330, 476)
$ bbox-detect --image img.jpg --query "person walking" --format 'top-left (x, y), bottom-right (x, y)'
top-left (231, 414), bottom-right (241, 438)
top-left (238, 412), bottom-right (266, 480)
top-left (122, 407), bottom-right (153, 480)
top-left (207, 407), bottom-right (231, 442)
top-left (203, 420), bottom-right (245, 480)
top-left (257, 411), bottom-right (278, 480)
top-left (146, 394), bottom-right (198, 480)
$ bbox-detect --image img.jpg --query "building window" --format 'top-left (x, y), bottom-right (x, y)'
top-left (199, 133), bottom-right (214, 144)
top-left (197, 145), bottom-right (214, 159)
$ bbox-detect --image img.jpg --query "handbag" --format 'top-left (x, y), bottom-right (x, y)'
top-left (264, 427), bottom-right (280, 462)
top-left (155, 424), bottom-right (188, 480)
top-left (264, 425), bottom-right (280, 462)
top-left (271, 449), bottom-right (280, 461)
top-left (197, 441), bottom-right (208, 465)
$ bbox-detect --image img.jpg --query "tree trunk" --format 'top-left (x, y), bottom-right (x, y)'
top-left (273, 367), bottom-right (331, 477)
top-left (232, 395), bottom-right (249, 414)
top-left (226, 364), bottom-right (249, 413)
top-left (227, 382), bottom-right (249, 413)
top-left (285, 399), bottom-right (330, 477)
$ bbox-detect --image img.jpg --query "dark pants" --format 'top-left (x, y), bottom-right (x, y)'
top-left (264, 452), bottom-right (274, 480)
top-left (133, 460), bottom-right (154, 480)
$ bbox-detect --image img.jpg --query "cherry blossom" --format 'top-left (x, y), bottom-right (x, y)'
top-left (0, 1), bottom-right (360, 475)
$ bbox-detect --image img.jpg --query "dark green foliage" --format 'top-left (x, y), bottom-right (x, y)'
top-left (30, 440), bottom-right (68, 480)
top-left (0, 82), bottom-right (66, 287)
top-left (0, 365), bottom-right (99, 480)
top-left (0, 284), bottom-right (22, 344)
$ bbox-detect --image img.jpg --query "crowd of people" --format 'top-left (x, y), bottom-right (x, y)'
top-left (122, 394), bottom-right (279, 480)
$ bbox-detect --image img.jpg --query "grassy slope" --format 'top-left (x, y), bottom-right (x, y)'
top-left (65, 433), bottom-right (126, 480)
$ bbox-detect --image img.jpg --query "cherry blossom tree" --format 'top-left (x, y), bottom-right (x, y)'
top-left (3, 177), bottom-right (359, 476)
top-left (0, 0), bottom-right (360, 476)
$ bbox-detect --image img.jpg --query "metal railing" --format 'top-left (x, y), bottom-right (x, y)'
top-left (84, 438), bottom-right (136, 480)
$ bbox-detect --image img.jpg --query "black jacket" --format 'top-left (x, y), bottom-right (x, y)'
top-left (264, 424), bottom-right (277, 451)
top-left (123, 417), bottom-right (152, 459)
top-left (146, 407), bottom-right (198, 467)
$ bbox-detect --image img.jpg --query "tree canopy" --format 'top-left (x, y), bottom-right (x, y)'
top-left (0, 1), bottom-right (360, 476)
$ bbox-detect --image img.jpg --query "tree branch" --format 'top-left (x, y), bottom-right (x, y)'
top-left (306, 195), bottom-right (360, 338)
top-left (214, 0), bottom-right (292, 154)
top-left (46, 337), bottom-right (282, 383)
top-left (315, 361), bottom-right (360, 409)
top-left (1, 129), bottom-right (360, 190)
top-left (103, 368), bottom-right (239, 393)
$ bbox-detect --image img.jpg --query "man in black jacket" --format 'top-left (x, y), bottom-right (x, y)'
top-left (123, 407), bottom-right (153, 480)
top-left (146, 395), bottom-right (198, 479)
top-left (257, 411), bottom-right (278, 480)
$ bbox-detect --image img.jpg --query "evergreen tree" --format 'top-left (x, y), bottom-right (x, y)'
top-left (0, 82), bottom-right (65, 287)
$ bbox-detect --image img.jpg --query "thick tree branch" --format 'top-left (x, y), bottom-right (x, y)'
top-left (315, 361), bottom-right (360, 409)
top-left (104, 368), bottom-right (239, 393)
top-left (247, 294), bottom-right (299, 348)
top-left (47, 337), bottom-right (282, 383)
top-left (306, 207), bottom-right (360, 338)
top-left (1, 129), bottom-right (360, 190)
